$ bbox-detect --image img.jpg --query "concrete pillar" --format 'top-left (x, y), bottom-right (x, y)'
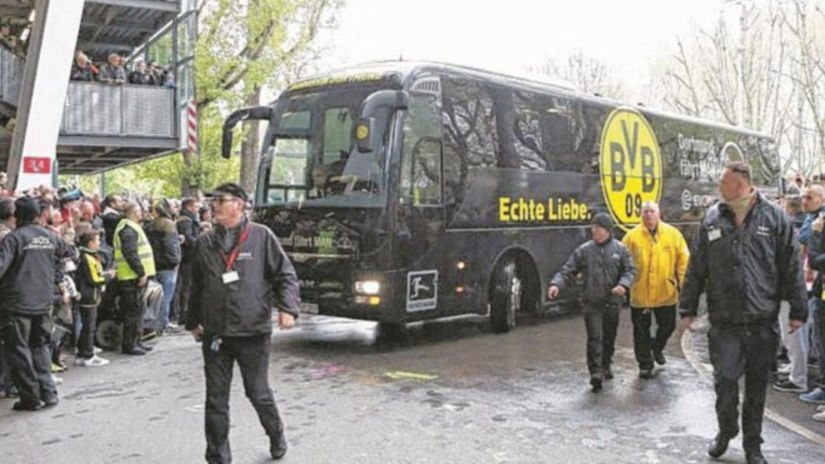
top-left (7, 0), bottom-right (84, 192)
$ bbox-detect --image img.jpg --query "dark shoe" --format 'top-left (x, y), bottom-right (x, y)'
top-left (773, 379), bottom-right (806, 393)
top-left (270, 432), bottom-right (287, 460)
top-left (639, 369), bottom-right (653, 379)
top-left (604, 366), bottom-right (614, 380)
top-left (12, 400), bottom-right (44, 411)
top-left (590, 376), bottom-right (602, 393)
top-left (123, 347), bottom-right (146, 356)
top-left (653, 351), bottom-right (666, 365)
top-left (137, 343), bottom-right (154, 352)
top-left (42, 396), bottom-right (58, 408)
top-left (745, 449), bottom-right (768, 464)
top-left (707, 433), bottom-right (731, 459)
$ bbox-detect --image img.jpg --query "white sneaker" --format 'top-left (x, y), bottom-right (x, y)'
top-left (74, 357), bottom-right (87, 366)
top-left (82, 355), bottom-right (110, 367)
top-left (816, 404), bottom-right (825, 412)
top-left (777, 363), bottom-right (792, 375)
top-left (93, 346), bottom-right (102, 354)
top-left (52, 375), bottom-right (64, 385)
top-left (813, 410), bottom-right (825, 422)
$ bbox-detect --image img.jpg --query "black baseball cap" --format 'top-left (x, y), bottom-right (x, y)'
top-left (210, 183), bottom-right (248, 202)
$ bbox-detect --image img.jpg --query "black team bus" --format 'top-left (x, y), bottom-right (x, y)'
top-left (221, 61), bottom-right (778, 334)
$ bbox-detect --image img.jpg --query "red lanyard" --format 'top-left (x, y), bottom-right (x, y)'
top-left (219, 225), bottom-right (251, 271)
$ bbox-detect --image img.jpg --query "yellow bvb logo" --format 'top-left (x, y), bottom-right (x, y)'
top-left (599, 108), bottom-right (663, 231)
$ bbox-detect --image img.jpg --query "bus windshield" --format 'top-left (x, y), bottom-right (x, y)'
top-left (260, 87), bottom-right (388, 207)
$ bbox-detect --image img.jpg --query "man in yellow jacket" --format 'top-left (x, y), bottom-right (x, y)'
top-left (622, 201), bottom-right (689, 379)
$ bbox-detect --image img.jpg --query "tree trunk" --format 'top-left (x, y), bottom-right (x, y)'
top-left (240, 85), bottom-right (262, 193)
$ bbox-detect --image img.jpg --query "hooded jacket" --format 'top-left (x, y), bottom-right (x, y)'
top-left (680, 192), bottom-right (807, 325)
top-left (622, 221), bottom-right (690, 308)
top-left (550, 236), bottom-right (636, 309)
top-left (146, 216), bottom-right (181, 271)
top-left (75, 246), bottom-right (111, 307)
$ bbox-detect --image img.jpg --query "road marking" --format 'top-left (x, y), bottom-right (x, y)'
top-left (385, 371), bottom-right (438, 381)
top-left (680, 328), bottom-right (825, 447)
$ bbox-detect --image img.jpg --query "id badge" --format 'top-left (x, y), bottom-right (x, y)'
top-left (707, 229), bottom-right (721, 242)
top-left (222, 270), bottom-right (239, 284)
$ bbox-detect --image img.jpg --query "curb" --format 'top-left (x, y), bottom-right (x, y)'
top-left (680, 326), bottom-right (825, 447)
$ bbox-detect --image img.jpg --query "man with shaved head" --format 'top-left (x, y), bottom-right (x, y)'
top-left (681, 162), bottom-right (806, 463)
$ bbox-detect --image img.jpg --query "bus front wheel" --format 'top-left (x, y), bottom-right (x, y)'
top-left (489, 259), bottom-right (520, 333)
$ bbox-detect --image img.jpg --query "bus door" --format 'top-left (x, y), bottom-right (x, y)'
top-left (394, 78), bottom-right (450, 314)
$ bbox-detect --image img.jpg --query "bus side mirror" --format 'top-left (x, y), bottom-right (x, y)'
top-left (355, 117), bottom-right (377, 153)
top-left (221, 106), bottom-right (273, 159)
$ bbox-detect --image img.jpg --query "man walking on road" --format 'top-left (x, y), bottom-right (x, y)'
top-left (622, 201), bottom-right (689, 379)
top-left (547, 212), bottom-right (635, 392)
top-left (0, 197), bottom-right (66, 411)
top-left (680, 161), bottom-right (807, 464)
top-left (186, 183), bottom-right (300, 463)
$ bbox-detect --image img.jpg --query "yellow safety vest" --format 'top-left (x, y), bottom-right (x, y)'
top-left (113, 219), bottom-right (156, 280)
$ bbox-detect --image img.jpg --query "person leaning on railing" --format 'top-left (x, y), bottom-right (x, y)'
top-left (98, 53), bottom-right (126, 85)
top-left (70, 51), bottom-right (98, 82)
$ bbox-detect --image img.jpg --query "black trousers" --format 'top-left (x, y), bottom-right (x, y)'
top-left (0, 313), bottom-right (57, 405)
top-left (119, 280), bottom-right (146, 352)
top-left (202, 334), bottom-right (284, 464)
top-left (173, 260), bottom-right (193, 325)
top-left (708, 323), bottom-right (777, 452)
top-left (77, 305), bottom-right (98, 359)
top-left (583, 304), bottom-right (620, 378)
top-left (631, 305), bottom-right (676, 370)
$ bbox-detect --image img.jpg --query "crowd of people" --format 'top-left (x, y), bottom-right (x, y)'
top-left (0, 20), bottom-right (26, 57)
top-left (70, 50), bottom-right (175, 88)
top-left (0, 182), bottom-right (214, 407)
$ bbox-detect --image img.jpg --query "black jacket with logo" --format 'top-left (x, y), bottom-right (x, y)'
top-left (0, 224), bottom-right (68, 315)
top-left (680, 193), bottom-right (807, 325)
top-left (185, 219), bottom-right (300, 336)
top-left (550, 236), bottom-right (636, 309)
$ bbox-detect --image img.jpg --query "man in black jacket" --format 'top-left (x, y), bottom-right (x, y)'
top-left (680, 161), bottom-right (807, 464)
top-left (186, 183), bottom-right (299, 463)
top-left (0, 197), bottom-right (67, 411)
top-left (547, 213), bottom-right (636, 392)
top-left (173, 197), bottom-right (200, 326)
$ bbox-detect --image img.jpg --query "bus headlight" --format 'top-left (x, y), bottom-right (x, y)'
top-left (355, 280), bottom-right (381, 295)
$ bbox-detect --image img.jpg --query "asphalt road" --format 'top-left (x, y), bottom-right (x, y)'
top-left (1, 310), bottom-right (824, 464)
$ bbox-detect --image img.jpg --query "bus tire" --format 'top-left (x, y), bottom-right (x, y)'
top-left (489, 258), bottom-right (520, 333)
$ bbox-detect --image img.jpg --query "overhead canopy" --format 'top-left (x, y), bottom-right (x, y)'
top-left (78, 0), bottom-right (179, 62)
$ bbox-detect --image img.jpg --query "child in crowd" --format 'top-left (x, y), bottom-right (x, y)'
top-left (73, 231), bottom-right (114, 367)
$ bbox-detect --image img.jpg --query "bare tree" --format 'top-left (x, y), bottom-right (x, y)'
top-left (530, 52), bottom-right (625, 100)
top-left (784, 0), bottom-right (825, 175)
top-left (657, 0), bottom-right (813, 175)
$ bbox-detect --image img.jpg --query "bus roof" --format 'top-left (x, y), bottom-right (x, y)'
top-left (288, 60), bottom-right (773, 141)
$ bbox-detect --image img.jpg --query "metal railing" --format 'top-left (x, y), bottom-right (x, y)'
top-left (0, 46), bottom-right (24, 106)
top-left (61, 82), bottom-right (176, 138)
